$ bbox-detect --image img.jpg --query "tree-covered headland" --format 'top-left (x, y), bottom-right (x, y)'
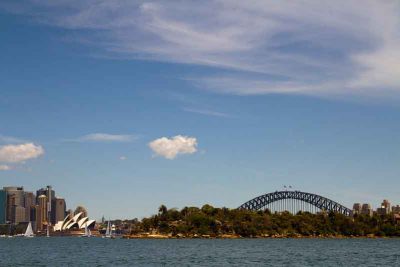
top-left (121, 204), bottom-right (400, 238)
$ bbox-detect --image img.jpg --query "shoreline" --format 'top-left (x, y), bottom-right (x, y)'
top-left (121, 233), bottom-right (396, 239)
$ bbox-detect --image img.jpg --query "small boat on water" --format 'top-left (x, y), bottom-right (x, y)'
top-left (103, 220), bottom-right (114, 239)
top-left (82, 223), bottom-right (91, 238)
top-left (24, 222), bottom-right (34, 238)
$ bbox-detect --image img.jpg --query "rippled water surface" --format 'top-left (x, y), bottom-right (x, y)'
top-left (1, 237), bottom-right (399, 266)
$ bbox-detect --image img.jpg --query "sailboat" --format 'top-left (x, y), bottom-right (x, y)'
top-left (24, 222), bottom-right (34, 238)
top-left (82, 223), bottom-right (91, 237)
top-left (103, 220), bottom-right (114, 238)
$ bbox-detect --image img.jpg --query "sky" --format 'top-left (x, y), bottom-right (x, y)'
top-left (0, 0), bottom-right (400, 220)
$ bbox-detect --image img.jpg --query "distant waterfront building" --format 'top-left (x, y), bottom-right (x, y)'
top-left (30, 206), bottom-right (37, 232)
top-left (361, 204), bottom-right (373, 216)
top-left (3, 186), bottom-right (25, 223)
top-left (34, 205), bottom-right (41, 231)
top-left (37, 195), bottom-right (48, 231)
top-left (36, 186), bottom-right (55, 224)
top-left (392, 205), bottom-right (400, 214)
top-left (24, 192), bottom-right (35, 222)
top-left (377, 199), bottom-right (391, 216)
top-left (0, 190), bottom-right (6, 224)
top-left (4, 186), bottom-right (24, 206)
top-left (383, 199), bottom-right (391, 212)
top-left (353, 203), bottom-right (362, 214)
top-left (54, 197), bottom-right (66, 223)
top-left (12, 206), bottom-right (26, 223)
top-left (6, 194), bottom-right (15, 222)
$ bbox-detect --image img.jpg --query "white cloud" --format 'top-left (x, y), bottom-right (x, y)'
top-left (72, 133), bottom-right (136, 142)
top-left (0, 165), bottom-right (11, 171)
top-left (0, 135), bottom-right (27, 144)
top-left (0, 143), bottom-right (44, 163)
top-left (183, 107), bottom-right (229, 118)
top-left (2, 1), bottom-right (400, 98)
top-left (119, 156), bottom-right (127, 160)
top-left (149, 135), bottom-right (197, 159)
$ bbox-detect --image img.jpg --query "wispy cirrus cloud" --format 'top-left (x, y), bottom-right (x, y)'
top-left (0, 135), bottom-right (28, 144)
top-left (182, 107), bottom-right (230, 118)
top-left (68, 133), bottom-right (137, 143)
top-left (2, 1), bottom-right (400, 99)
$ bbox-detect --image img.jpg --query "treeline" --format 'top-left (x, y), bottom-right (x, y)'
top-left (122, 204), bottom-right (400, 237)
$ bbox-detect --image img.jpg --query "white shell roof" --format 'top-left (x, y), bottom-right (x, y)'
top-left (78, 217), bottom-right (89, 228)
top-left (59, 211), bottom-right (96, 231)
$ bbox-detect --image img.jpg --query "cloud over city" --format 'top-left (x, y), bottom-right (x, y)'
top-left (1, 0), bottom-right (400, 99)
top-left (71, 133), bottom-right (136, 143)
top-left (0, 143), bottom-right (44, 163)
top-left (149, 135), bottom-right (198, 159)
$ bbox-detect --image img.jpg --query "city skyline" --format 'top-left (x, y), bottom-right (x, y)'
top-left (1, 1), bottom-right (400, 219)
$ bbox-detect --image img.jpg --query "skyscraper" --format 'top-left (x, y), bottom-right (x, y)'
top-left (24, 192), bottom-right (35, 222)
top-left (54, 197), bottom-right (66, 223)
top-left (36, 186), bottom-right (55, 224)
top-left (37, 195), bottom-right (47, 231)
top-left (361, 203), bottom-right (373, 216)
top-left (12, 206), bottom-right (26, 223)
top-left (4, 186), bottom-right (24, 223)
top-left (0, 190), bottom-right (6, 224)
top-left (377, 199), bottom-right (391, 215)
top-left (4, 187), bottom-right (24, 206)
top-left (353, 203), bottom-right (362, 214)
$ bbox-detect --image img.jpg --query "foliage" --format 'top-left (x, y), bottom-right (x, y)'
top-left (126, 205), bottom-right (400, 237)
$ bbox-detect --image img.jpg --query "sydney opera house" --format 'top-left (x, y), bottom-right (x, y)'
top-left (53, 211), bottom-right (95, 232)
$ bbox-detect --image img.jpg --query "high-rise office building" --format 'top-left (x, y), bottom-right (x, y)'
top-left (382, 199), bottom-right (391, 212)
top-left (54, 197), bottom-right (66, 223)
top-left (377, 199), bottom-right (391, 216)
top-left (392, 205), bottom-right (400, 214)
top-left (353, 203), bottom-right (362, 214)
top-left (37, 195), bottom-right (47, 231)
top-left (361, 203), bottom-right (373, 216)
top-left (34, 205), bottom-right (41, 231)
top-left (0, 190), bottom-right (6, 224)
top-left (4, 187), bottom-right (24, 206)
top-left (12, 206), bottom-right (26, 223)
top-left (30, 206), bottom-right (37, 232)
top-left (37, 186), bottom-right (55, 224)
top-left (6, 194), bottom-right (15, 222)
top-left (24, 192), bottom-right (35, 222)
top-left (4, 186), bottom-right (24, 223)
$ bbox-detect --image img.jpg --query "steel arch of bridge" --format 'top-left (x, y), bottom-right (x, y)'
top-left (238, 190), bottom-right (352, 216)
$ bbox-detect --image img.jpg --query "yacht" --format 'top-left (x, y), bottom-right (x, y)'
top-left (24, 222), bottom-right (34, 238)
top-left (82, 223), bottom-right (91, 237)
top-left (103, 220), bottom-right (114, 238)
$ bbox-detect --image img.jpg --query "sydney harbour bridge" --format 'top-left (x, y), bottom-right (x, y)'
top-left (238, 190), bottom-right (352, 216)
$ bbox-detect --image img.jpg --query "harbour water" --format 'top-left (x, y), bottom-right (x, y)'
top-left (1, 237), bottom-right (399, 266)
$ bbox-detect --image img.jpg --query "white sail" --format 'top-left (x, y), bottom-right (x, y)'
top-left (106, 221), bottom-right (111, 236)
top-left (84, 223), bottom-right (90, 237)
top-left (24, 222), bottom-right (34, 237)
top-left (105, 220), bottom-right (113, 238)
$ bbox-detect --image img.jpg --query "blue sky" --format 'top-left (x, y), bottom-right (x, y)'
top-left (1, 1), bottom-right (400, 219)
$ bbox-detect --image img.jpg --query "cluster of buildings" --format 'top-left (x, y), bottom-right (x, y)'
top-left (0, 185), bottom-right (93, 233)
top-left (353, 199), bottom-right (400, 216)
